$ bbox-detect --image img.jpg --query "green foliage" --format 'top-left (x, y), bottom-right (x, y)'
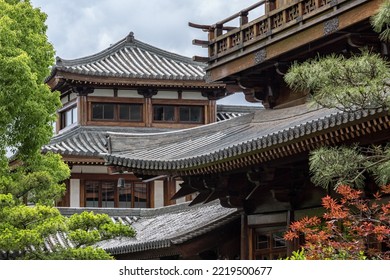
top-left (284, 51), bottom-right (390, 112)
top-left (309, 145), bottom-right (390, 190)
top-left (0, 0), bottom-right (68, 204)
top-left (285, 249), bottom-right (306, 260)
top-left (371, 0), bottom-right (390, 42)
top-left (0, 1), bottom-right (136, 260)
top-left (0, 195), bottom-right (136, 259)
top-left (26, 247), bottom-right (115, 260)
top-left (285, 2), bottom-right (390, 191)
top-left (67, 211), bottom-right (136, 248)
top-left (0, 0), bottom-right (60, 158)
top-left (0, 195), bottom-right (65, 256)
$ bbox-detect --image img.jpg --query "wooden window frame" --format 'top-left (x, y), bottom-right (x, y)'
top-left (60, 105), bottom-right (78, 129)
top-left (91, 102), bottom-right (143, 122)
top-left (152, 104), bottom-right (204, 124)
top-left (84, 180), bottom-right (149, 208)
top-left (251, 226), bottom-right (288, 260)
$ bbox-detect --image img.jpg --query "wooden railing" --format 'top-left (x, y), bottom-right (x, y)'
top-left (190, 0), bottom-right (354, 62)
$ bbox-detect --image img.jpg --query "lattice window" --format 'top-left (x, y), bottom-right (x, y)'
top-left (303, 0), bottom-right (316, 15)
top-left (287, 4), bottom-right (300, 22)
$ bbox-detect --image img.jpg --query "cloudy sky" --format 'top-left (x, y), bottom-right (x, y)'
top-left (30, 0), bottom-right (262, 106)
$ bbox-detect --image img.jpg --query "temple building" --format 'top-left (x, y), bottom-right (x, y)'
top-left (99, 0), bottom-right (389, 259)
top-left (43, 32), bottom-right (256, 210)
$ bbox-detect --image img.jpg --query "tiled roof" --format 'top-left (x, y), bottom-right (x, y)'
top-left (1, 202), bottom-right (239, 259)
top-left (43, 106), bottom-right (251, 158)
top-left (104, 104), bottom-right (387, 174)
top-left (50, 32), bottom-right (206, 81)
top-left (43, 125), bottom-right (173, 158)
top-left (216, 104), bottom-right (261, 121)
top-left (92, 201), bottom-right (239, 256)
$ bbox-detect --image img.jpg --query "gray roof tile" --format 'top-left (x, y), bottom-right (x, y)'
top-left (52, 32), bottom-right (206, 81)
top-left (43, 125), bottom-right (174, 158)
top-left (44, 106), bottom-right (251, 158)
top-left (105, 105), bottom-right (386, 172)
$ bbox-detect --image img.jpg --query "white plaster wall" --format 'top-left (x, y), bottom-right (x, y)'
top-left (69, 92), bottom-right (77, 101)
top-left (181, 91), bottom-right (208, 100)
top-left (91, 89), bottom-right (114, 97)
top-left (154, 180), bottom-right (164, 208)
top-left (61, 93), bottom-right (77, 105)
top-left (117, 90), bottom-right (140, 98)
top-left (70, 179), bottom-right (80, 207)
top-left (153, 91), bottom-right (178, 99)
top-left (60, 97), bottom-right (68, 104)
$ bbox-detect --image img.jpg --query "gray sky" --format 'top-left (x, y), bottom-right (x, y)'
top-left (30, 0), bottom-right (262, 106)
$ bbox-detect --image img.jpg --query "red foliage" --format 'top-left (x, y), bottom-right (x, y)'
top-left (284, 185), bottom-right (390, 259)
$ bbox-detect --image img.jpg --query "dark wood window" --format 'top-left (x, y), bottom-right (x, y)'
top-left (153, 105), bottom-right (175, 121)
top-left (92, 103), bottom-right (115, 120)
top-left (92, 103), bottom-right (142, 122)
top-left (85, 180), bottom-right (148, 208)
top-left (119, 104), bottom-right (142, 121)
top-left (61, 106), bottom-right (77, 128)
top-left (153, 105), bottom-right (203, 123)
top-left (179, 106), bottom-right (202, 123)
top-left (253, 228), bottom-right (287, 260)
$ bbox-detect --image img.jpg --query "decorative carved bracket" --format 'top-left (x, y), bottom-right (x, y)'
top-left (201, 88), bottom-right (227, 100)
top-left (72, 86), bottom-right (94, 96)
top-left (137, 88), bottom-right (158, 98)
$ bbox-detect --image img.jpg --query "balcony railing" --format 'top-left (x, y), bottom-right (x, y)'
top-left (190, 0), bottom-right (362, 62)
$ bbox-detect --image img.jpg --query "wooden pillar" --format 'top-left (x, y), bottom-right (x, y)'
top-left (240, 11), bottom-right (249, 26)
top-left (73, 86), bottom-right (94, 126)
top-left (240, 212), bottom-right (249, 260)
top-left (77, 95), bottom-right (88, 126)
top-left (208, 99), bottom-right (217, 124)
top-left (138, 88), bottom-right (158, 127)
top-left (267, 0), bottom-right (277, 13)
top-left (286, 210), bottom-right (295, 256)
top-left (145, 97), bottom-right (152, 127)
top-left (164, 177), bottom-right (176, 206)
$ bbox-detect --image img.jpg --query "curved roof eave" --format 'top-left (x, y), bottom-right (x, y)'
top-left (104, 105), bottom-right (388, 175)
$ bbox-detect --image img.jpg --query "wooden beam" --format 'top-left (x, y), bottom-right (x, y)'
top-left (192, 39), bottom-right (209, 47)
top-left (192, 55), bottom-right (209, 63)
